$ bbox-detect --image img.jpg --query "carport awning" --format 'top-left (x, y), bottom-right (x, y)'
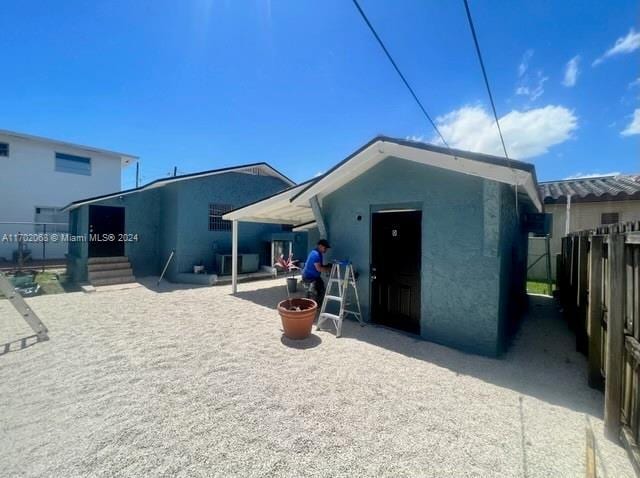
top-left (222, 181), bottom-right (315, 226)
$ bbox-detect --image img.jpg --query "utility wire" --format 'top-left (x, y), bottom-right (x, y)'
top-left (351, 0), bottom-right (450, 149)
top-left (462, 0), bottom-right (510, 162)
top-left (462, 0), bottom-right (520, 214)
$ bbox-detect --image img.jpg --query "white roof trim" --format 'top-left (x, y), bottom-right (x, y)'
top-left (292, 140), bottom-right (542, 212)
top-left (223, 182), bottom-right (315, 225)
top-left (0, 128), bottom-right (138, 167)
top-left (292, 221), bottom-right (317, 232)
top-left (63, 163), bottom-right (293, 212)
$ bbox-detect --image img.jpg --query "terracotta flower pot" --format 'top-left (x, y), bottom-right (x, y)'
top-left (277, 298), bottom-right (317, 340)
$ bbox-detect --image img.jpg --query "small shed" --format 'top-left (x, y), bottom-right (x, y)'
top-left (225, 137), bottom-right (542, 356)
top-left (62, 163), bottom-right (306, 285)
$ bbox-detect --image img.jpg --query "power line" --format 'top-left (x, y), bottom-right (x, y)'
top-left (461, 0), bottom-right (510, 162)
top-left (462, 0), bottom-right (520, 215)
top-left (351, 0), bottom-right (450, 148)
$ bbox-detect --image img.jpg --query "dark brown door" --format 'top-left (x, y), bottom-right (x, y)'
top-left (371, 210), bottom-right (421, 334)
top-left (89, 205), bottom-right (125, 257)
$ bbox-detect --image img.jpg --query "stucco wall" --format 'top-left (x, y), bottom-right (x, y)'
top-left (498, 184), bottom-right (531, 347)
top-left (170, 172), bottom-right (291, 280)
top-left (528, 199), bottom-right (640, 280)
top-left (66, 189), bottom-right (162, 281)
top-left (320, 157), bottom-right (519, 356)
top-left (68, 171), bottom-right (293, 282)
top-left (0, 133), bottom-right (125, 260)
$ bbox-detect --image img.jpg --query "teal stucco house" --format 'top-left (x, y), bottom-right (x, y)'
top-left (63, 163), bottom-right (306, 286)
top-left (225, 137), bottom-right (543, 356)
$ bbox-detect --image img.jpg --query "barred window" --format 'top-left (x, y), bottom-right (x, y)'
top-left (209, 204), bottom-right (233, 231)
top-left (0, 142), bottom-right (9, 157)
top-left (601, 212), bottom-right (619, 225)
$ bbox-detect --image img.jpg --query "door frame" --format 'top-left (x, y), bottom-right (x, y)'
top-left (88, 205), bottom-right (126, 258)
top-left (369, 204), bottom-right (423, 334)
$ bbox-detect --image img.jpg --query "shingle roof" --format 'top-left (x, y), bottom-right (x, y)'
top-left (539, 174), bottom-right (640, 204)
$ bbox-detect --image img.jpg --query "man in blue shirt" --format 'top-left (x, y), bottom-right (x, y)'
top-left (302, 239), bottom-right (332, 304)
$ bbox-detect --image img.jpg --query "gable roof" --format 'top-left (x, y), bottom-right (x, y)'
top-left (290, 136), bottom-right (541, 210)
top-left (224, 136), bottom-right (542, 225)
top-left (0, 128), bottom-right (138, 167)
top-left (61, 162), bottom-right (295, 212)
top-left (539, 174), bottom-right (640, 204)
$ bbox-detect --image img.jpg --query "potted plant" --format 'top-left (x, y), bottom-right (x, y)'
top-left (273, 253), bottom-right (300, 293)
top-left (277, 297), bottom-right (317, 339)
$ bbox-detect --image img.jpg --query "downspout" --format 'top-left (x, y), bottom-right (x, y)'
top-left (310, 195), bottom-right (329, 240)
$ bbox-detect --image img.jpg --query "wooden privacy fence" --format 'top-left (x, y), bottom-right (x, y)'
top-left (559, 221), bottom-right (640, 471)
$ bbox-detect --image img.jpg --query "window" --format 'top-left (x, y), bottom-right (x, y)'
top-left (209, 204), bottom-right (233, 231)
top-left (601, 212), bottom-right (619, 225)
top-left (35, 207), bottom-right (68, 233)
top-left (0, 142), bottom-right (9, 157)
top-left (55, 152), bottom-right (91, 175)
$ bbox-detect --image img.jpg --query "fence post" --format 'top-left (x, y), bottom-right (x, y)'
top-left (588, 235), bottom-right (604, 389)
top-left (605, 232), bottom-right (626, 441)
top-left (577, 235), bottom-right (590, 353)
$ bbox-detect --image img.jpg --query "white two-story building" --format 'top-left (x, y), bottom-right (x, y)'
top-left (0, 129), bottom-right (137, 261)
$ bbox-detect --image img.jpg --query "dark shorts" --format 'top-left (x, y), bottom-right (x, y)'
top-left (302, 275), bottom-right (325, 302)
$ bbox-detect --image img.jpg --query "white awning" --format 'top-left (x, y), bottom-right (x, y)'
top-left (222, 181), bottom-right (315, 225)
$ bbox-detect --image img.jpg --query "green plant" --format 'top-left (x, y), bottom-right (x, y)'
top-left (273, 253), bottom-right (300, 278)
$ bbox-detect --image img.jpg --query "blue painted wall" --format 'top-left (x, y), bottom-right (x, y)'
top-left (171, 172), bottom-right (289, 279)
top-left (67, 172), bottom-right (293, 282)
top-left (320, 157), bottom-right (527, 356)
top-left (497, 183), bottom-right (533, 351)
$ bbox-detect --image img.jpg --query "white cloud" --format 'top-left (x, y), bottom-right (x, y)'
top-left (629, 77), bottom-right (640, 88)
top-left (515, 70), bottom-right (548, 102)
top-left (406, 135), bottom-right (424, 142)
top-left (593, 28), bottom-right (640, 66)
top-left (432, 105), bottom-right (578, 159)
top-left (565, 172), bottom-right (620, 179)
top-left (562, 56), bottom-right (580, 87)
top-left (518, 49), bottom-right (534, 77)
top-left (621, 109), bottom-right (640, 136)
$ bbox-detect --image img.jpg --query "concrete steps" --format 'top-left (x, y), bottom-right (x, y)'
top-left (87, 257), bottom-right (136, 286)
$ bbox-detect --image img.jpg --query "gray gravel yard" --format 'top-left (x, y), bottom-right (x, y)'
top-left (0, 278), bottom-right (634, 477)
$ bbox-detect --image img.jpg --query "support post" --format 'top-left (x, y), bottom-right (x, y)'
top-left (605, 232), bottom-right (626, 441)
top-left (588, 235), bottom-right (604, 389)
top-left (545, 234), bottom-right (552, 295)
top-left (309, 195), bottom-right (328, 240)
top-left (232, 220), bottom-right (238, 294)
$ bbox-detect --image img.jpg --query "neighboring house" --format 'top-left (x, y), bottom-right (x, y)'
top-left (225, 136), bottom-right (542, 357)
top-left (528, 174), bottom-right (640, 281)
top-left (62, 163), bottom-right (306, 286)
top-left (0, 129), bottom-right (136, 261)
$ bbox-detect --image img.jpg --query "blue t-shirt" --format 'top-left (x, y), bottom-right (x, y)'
top-left (302, 249), bottom-right (322, 280)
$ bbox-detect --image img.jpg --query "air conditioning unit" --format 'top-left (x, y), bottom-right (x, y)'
top-left (216, 254), bottom-right (260, 275)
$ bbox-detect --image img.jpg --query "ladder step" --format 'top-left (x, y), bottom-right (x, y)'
top-left (325, 295), bottom-right (343, 302)
top-left (319, 313), bottom-right (341, 322)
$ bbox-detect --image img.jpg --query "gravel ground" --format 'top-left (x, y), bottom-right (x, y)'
top-left (0, 278), bottom-right (635, 477)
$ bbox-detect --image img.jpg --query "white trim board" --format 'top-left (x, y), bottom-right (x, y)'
top-left (292, 140), bottom-right (542, 211)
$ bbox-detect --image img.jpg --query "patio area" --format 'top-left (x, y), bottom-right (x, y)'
top-left (0, 277), bottom-right (635, 477)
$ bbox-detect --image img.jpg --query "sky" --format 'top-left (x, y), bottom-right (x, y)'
top-left (0, 0), bottom-right (638, 189)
